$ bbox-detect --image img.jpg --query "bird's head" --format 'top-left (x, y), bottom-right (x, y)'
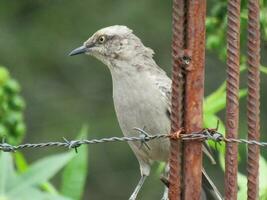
top-left (69, 25), bottom-right (154, 67)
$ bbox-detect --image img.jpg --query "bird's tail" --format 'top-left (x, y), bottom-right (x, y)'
top-left (202, 168), bottom-right (223, 200)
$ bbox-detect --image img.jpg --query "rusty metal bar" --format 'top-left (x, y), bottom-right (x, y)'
top-left (170, 1), bottom-right (206, 199)
top-left (247, 0), bottom-right (261, 199)
top-left (182, 1), bottom-right (206, 199)
top-left (225, 0), bottom-right (241, 199)
top-left (169, 0), bottom-right (186, 199)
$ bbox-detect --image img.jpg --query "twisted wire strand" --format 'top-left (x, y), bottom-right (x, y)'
top-left (1, 130), bottom-right (267, 152)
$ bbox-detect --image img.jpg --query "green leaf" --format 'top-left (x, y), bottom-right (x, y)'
top-left (156, 162), bottom-right (166, 175)
top-left (14, 152), bottom-right (28, 173)
top-left (8, 187), bottom-right (72, 200)
top-left (0, 153), bottom-right (16, 196)
top-left (205, 81), bottom-right (226, 107)
top-left (60, 125), bottom-right (89, 200)
top-left (260, 65), bottom-right (267, 75)
top-left (41, 182), bottom-right (59, 195)
top-left (8, 152), bottom-right (74, 195)
top-left (259, 156), bottom-right (267, 199)
top-left (0, 67), bottom-right (10, 86)
top-left (204, 87), bottom-right (247, 114)
top-left (237, 172), bottom-right (247, 200)
top-left (237, 156), bottom-right (267, 199)
top-left (14, 152), bottom-right (59, 194)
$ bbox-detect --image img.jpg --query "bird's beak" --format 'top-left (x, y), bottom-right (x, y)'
top-left (69, 45), bottom-right (87, 56)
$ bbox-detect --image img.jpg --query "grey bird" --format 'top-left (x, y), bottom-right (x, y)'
top-left (69, 25), bottom-right (222, 200)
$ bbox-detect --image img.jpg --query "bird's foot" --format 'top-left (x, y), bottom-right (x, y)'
top-left (161, 185), bottom-right (169, 200)
top-left (161, 193), bottom-right (169, 200)
top-left (128, 175), bottom-right (147, 200)
top-left (161, 197), bottom-right (169, 200)
top-left (129, 195), bottom-right (137, 200)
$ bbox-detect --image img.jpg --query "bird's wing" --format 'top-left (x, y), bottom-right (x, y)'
top-left (153, 69), bottom-right (222, 199)
top-left (148, 67), bottom-right (172, 112)
top-left (152, 68), bottom-right (216, 164)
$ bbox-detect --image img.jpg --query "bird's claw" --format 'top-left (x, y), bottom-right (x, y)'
top-left (161, 198), bottom-right (169, 200)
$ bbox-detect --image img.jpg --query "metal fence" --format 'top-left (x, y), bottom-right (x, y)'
top-left (169, 0), bottom-right (261, 200)
top-left (0, 1), bottom-right (262, 200)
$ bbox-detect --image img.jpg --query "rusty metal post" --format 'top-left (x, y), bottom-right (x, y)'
top-left (169, 1), bottom-right (206, 199)
top-left (225, 0), bottom-right (241, 199)
top-left (169, 0), bottom-right (186, 199)
top-left (182, 1), bottom-right (206, 199)
top-left (247, 0), bottom-right (261, 199)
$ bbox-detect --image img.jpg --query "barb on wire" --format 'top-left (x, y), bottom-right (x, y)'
top-left (63, 137), bottom-right (81, 153)
top-left (1, 128), bottom-right (267, 152)
top-left (133, 127), bottom-right (151, 150)
top-left (1, 138), bottom-right (15, 152)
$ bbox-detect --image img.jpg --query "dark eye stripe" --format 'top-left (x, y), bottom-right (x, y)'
top-left (86, 42), bottom-right (95, 48)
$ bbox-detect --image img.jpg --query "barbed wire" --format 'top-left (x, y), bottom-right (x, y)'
top-left (0, 128), bottom-right (266, 153)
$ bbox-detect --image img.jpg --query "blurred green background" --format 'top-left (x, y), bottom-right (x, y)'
top-left (0, 0), bottom-right (266, 199)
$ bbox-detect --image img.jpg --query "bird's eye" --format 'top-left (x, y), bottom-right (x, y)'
top-left (98, 35), bottom-right (106, 43)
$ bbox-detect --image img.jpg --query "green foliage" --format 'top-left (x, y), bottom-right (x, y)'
top-left (207, 0), bottom-right (267, 47)
top-left (236, 156), bottom-right (267, 200)
top-left (203, 80), bottom-right (246, 158)
top-left (204, 78), bottom-right (267, 199)
top-left (60, 126), bottom-right (89, 200)
top-left (0, 68), bottom-right (89, 200)
top-left (9, 153), bottom-right (74, 196)
top-left (206, 1), bottom-right (267, 198)
top-left (0, 152), bottom-right (73, 200)
top-left (0, 66), bottom-right (26, 145)
top-left (0, 126), bottom-right (89, 200)
top-left (206, 0), bottom-right (267, 67)
top-left (261, 65), bottom-right (267, 74)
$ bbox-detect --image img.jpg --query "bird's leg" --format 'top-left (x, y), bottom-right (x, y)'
top-left (129, 175), bottom-right (147, 200)
top-left (161, 163), bottom-right (170, 200)
top-left (161, 186), bottom-right (169, 200)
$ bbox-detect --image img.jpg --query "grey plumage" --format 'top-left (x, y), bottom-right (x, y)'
top-left (69, 25), bottom-right (222, 200)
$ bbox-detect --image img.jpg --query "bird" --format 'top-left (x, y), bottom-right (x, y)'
top-left (69, 25), bottom-right (222, 200)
